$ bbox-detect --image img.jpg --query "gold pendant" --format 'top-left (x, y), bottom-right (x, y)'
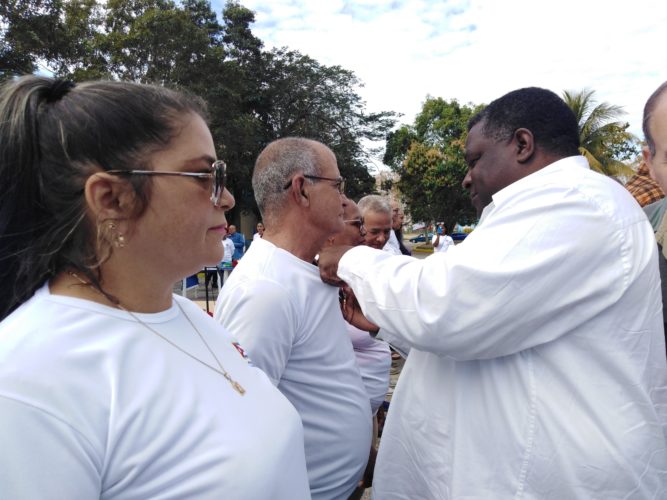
top-left (232, 380), bottom-right (246, 395)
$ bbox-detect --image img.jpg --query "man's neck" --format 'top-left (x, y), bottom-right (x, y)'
top-left (263, 227), bottom-right (328, 263)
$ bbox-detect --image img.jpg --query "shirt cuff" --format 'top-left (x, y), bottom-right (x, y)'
top-left (338, 245), bottom-right (381, 282)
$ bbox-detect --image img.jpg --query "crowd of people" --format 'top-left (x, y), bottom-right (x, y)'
top-left (1, 74), bottom-right (667, 499)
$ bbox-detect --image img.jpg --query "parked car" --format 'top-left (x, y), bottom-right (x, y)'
top-left (409, 232), bottom-right (433, 243)
top-left (410, 231), bottom-right (469, 243)
top-left (450, 232), bottom-right (468, 241)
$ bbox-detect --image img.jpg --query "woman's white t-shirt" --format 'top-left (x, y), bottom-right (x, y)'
top-left (432, 233), bottom-right (454, 253)
top-left (0, 284), bottom-right (310, 499)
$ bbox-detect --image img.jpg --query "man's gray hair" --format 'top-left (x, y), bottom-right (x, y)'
top-left (358, 195), bottom-right (391, 217)
top-left (252, 137), bottom-right (321, 220)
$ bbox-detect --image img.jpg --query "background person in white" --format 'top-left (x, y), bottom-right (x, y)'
top-left (0, 76), bottom-right (309, 499)
top-left (253, 221), bottom-right (265, 240)
top-left (222, 232), bottom-right (235, 263)
top-left (217, 231), bottom-right (235, 285)
top-left (214, 138), bottom-right (371, 500)
top-left (382, 199), bottom-right (402, 255)
top-left (393, 202), bottom-right (412, 255)
top-left (319, 87), bottom-right (667, 498)
top-left (431, 224), bottom-right (453, 252)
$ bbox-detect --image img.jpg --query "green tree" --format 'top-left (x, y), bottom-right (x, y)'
top-left (101, 0), bottom-right (223, 84)
top-left (1, 0), bottom-right (395, 215)
top-left (385, 97), bottom-right (481, 229)
top-left (257, 48), bottom-right (396, 201)
top-left (383, 125), bottom-right (417, 170)
top-left (562, 88), bottom-right (639, 177)
top-left (208, 1), bottom-right (265, 214)
top-left (0, 0), bottom-right (103, 81)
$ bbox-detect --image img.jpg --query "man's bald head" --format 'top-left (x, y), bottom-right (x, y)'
top-left (252, 137), bottom-right (334, 223)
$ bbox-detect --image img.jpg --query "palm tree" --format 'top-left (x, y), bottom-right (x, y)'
top-left (562, 89), bottom-right (636, 177)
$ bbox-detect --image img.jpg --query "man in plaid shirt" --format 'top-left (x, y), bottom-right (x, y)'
top-left (625, 161), bottom-right (664, 206)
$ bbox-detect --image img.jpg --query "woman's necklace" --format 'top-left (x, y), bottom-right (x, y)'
top-left (68, 272), bottom-right (246, 395)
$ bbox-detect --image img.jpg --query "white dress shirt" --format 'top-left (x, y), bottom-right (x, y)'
top-left (338, 156), bottom-right (667, 499)
top-left (382, 229), bottom-right (402, 255)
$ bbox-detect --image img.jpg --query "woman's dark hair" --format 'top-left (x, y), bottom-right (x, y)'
top-left (0, 76), bottom-right (207, 320)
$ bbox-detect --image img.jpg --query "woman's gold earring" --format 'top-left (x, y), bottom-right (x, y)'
top-left (104, 221), bottom-right (125, 248)
top-left (114, 233), bottom-right (126, 248)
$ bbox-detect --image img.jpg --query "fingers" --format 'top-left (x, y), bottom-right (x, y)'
top-left (322, 275), bottom-right (347, 287)
top-left (318, 244), bottom-right (354, 286)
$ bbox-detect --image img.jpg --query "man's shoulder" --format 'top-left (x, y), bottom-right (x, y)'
top-left (224, 247), bottom-right (281, 288)
top-left (513, 159), bottom-right (642, 217)
top-left (224, 245), bottom-right (307, 296)
top-left (216, 261), bottom-right (297, 328)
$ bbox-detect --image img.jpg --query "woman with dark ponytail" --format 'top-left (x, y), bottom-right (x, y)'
top-left (0, 76), bottom-right (309, 498)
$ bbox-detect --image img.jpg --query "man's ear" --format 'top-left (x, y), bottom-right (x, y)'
top-left (514, 128), bottom-right (535, 164)
top-left (643, 147), bottom-right (657, 181)
top-left (84, 172), bottom-right (138, 222)
top-left (287, 175), bottom-right (310, 207)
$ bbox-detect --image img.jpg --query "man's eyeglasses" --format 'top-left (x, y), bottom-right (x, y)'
top-left (107, 160), bottom-right (227, 207)
top-left (283, 174), bottom-right (345, 194)
top-left (343, 218), bottom-right (367, 236)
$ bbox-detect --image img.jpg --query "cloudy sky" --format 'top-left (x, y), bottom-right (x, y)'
top-left (214, 0), bottom-right (666, 153)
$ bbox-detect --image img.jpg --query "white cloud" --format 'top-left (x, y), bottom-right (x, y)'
top-left (215, 0), bottom-right (667, 142)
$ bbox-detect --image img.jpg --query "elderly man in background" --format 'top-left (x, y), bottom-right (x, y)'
top-left (642, 80), bottom-right (667, 351)
top-left (319, 87), bottom-right (667, 498)
top-left (357, 194), bottom-right (411, 358)
top-left (394, 203), bottom-right (412, 256)
top-left (358, 195), bottom-right (393, 250)
top-left (215, 137), bottom-right (371, 500)
top-left (382, 200), bottom-right (403, 255)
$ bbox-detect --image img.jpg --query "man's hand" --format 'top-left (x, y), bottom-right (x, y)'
top-left (318, 245), bottom-right (354, 287)
top-left (340, 286), bottom-right (379, 335)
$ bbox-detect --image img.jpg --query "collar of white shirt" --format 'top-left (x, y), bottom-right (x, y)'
top-left (479, 155), bottom-right (589, 225)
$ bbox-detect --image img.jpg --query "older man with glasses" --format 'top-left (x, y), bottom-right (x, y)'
top-left (214, 137), bottom-right (371, 500)
top-left (357, 195), bottom-right (393, 250)
top-left (357, 195), bottom-right (412, 358)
